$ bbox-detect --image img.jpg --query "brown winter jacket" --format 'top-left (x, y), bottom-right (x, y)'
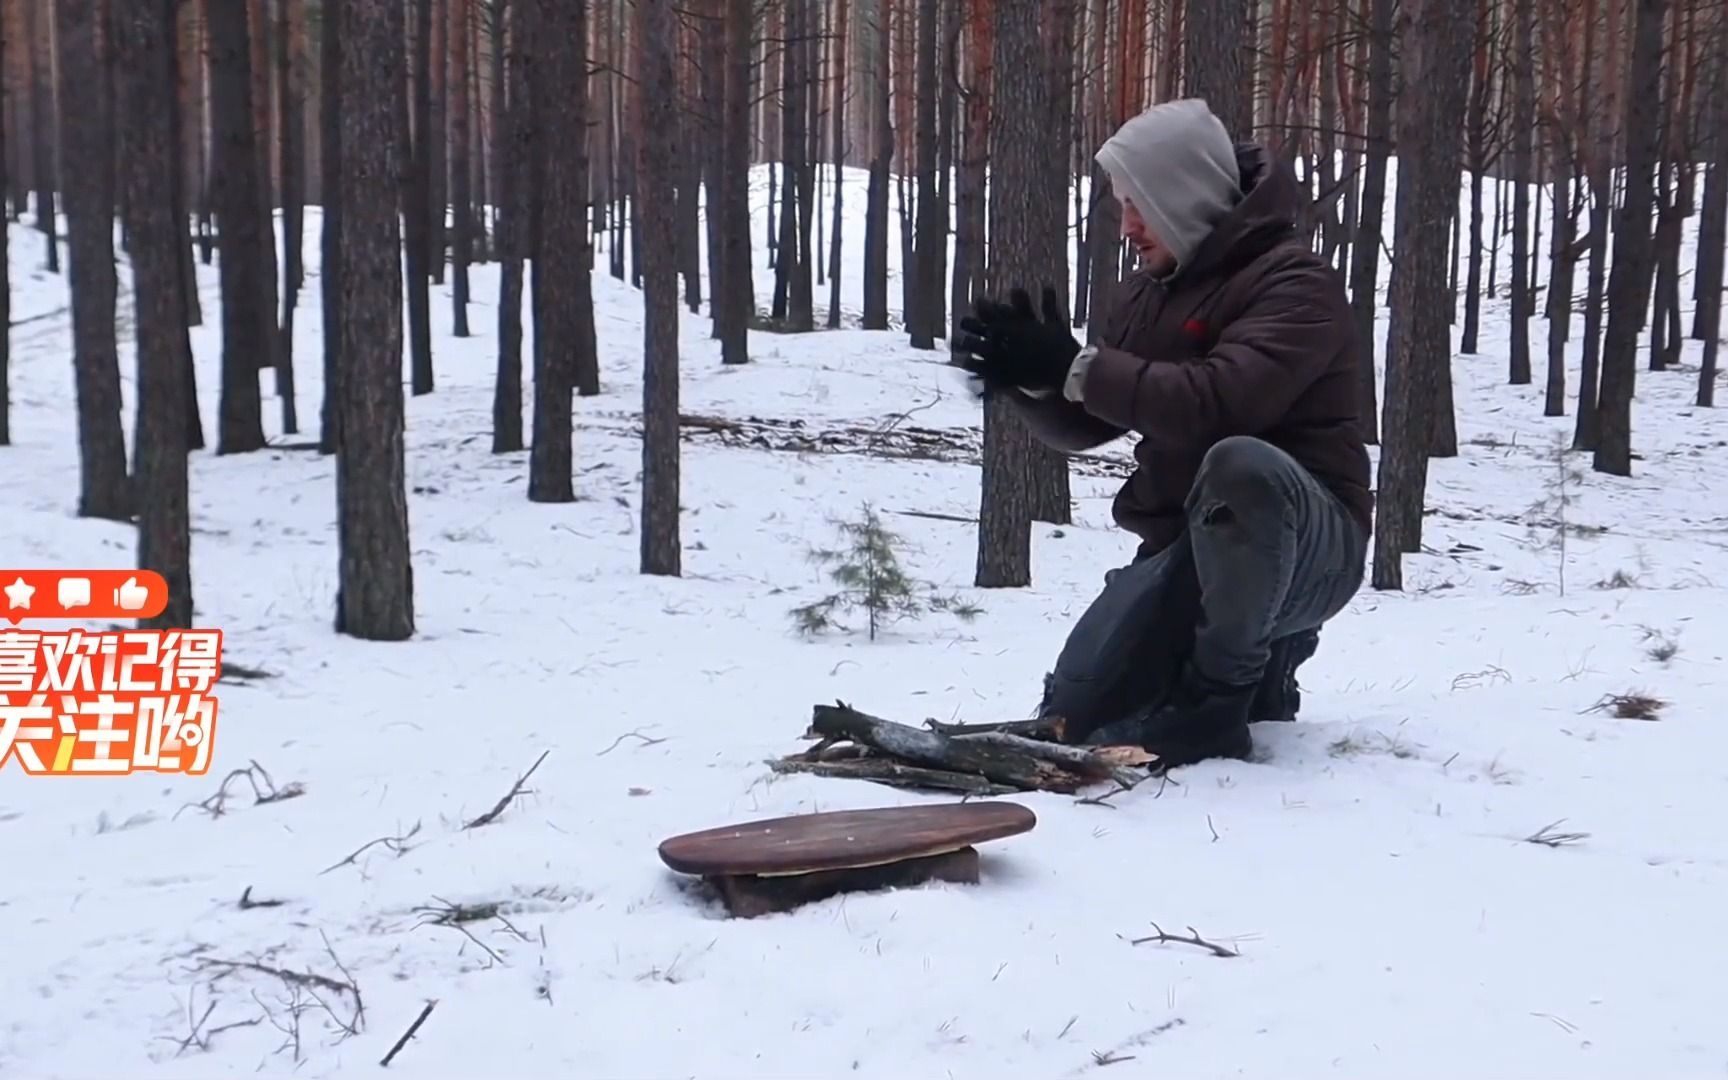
top-left (1011, 143), bottom-right (1373, 557)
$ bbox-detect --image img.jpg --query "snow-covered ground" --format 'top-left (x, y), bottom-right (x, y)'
top-left (3, 168), bottom-right (1728, 1079)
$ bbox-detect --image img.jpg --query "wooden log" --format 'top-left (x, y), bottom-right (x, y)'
top-left (769, 756), bottom-right (1019, 796)
top-left (952, 731), bottom-right (1150, 788)
top-left (708, 846), bottom-right (980, 917)
top-left (924, 716), bottom-right (1068, 741)
top-left (809, 703), bottom-right (1087, 792)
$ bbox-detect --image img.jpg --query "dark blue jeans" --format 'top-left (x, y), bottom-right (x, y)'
top-left (1042, 436), bottom-right (1366, 741)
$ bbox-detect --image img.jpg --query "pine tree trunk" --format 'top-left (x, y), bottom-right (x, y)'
top-left (1347, 0), bottom-right (1391, 445)
top-left (1506, 0), bottom-right (1534, 384)
top-left (1545, 167), bottom-right (1579, 417)
top-left (951, 0), bottom-right (987, 334)
top-left (1593, 0), bottom-right (1666, 477)
top-left (493, 0), bottom-right (527, 453)
top-left (407, 0), bottom-right (436, 394)
top-left (450, 0), bottom-right (473, 335)
top-left (56, 0), bottom-right (132, 519)
top-left (909, 0), bottom-right (941, 347)
top-left (25, 0), bottom-right (59, 273)
top-left (826, 0), bottom-right (850, 328)
top-left (792, 1), bottom-right (817, 328)
top-left (248, 0), bottom-right (282, 398)
top-left (0, 6), bottom-right (9, 447)
top-left (678, 34), bottom-right (704, 314)
top-left (1370, 0), bottom-right (1471, 591)
top-left (1572, 181), bottom-right (1610, 449)
top-left (718, 0), bottom-right (754, 361)
top-left (320, 0), bottom-right (343, 455)
top-left (276, 0), bottom-right (302, 435)
top-left (335, 0), bottom-right (415, 642)
top-left (772, 0), bottom-right (806, 325)
top-left (977, 0), bottom-right (1043, 588)
top-left (638, 0), bottom-right (682, 575)
top-left (1696, 30), bottom-right (1726, 406)
top-left (862, 0), bottom-right (892, 330)
top-left (1184, 0), bottom-right (1249, 137)
top-left (429, 0), bottom-right (448, 283)
top-left (208, 0), bottom-right (270, 454)
top-left (528, 0), bottom-right (597, 499)
top-left (116, 0), bottom-right (194, 628)
top-left (1460, 1), bottom-right (1488, 356)
top-left (702, 0), bottom-right (726, 333)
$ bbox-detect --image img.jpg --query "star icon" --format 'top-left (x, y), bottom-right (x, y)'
top-left (3, 576), bottom-right (34, 611)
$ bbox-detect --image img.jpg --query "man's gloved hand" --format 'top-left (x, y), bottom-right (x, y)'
top-left (950, 285), bottom-right (1082, 397)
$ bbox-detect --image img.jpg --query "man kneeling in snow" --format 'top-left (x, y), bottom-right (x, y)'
top-left (952, 98), bottom-right (1373, 768)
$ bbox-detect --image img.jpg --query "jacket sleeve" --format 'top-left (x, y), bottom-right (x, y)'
top-left (1076, 258), bottom-right (1347, 452)
top-left (1003, 388), bottom-right (1128, 453)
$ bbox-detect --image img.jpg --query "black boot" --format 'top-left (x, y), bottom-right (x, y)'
top-left (1082, 666), bottom-right (1255, 768)
top-left (1248, 629), bottom-right (1320, 723)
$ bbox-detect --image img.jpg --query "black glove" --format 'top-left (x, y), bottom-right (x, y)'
top-left (950, 285), bottom-right (1081, 396)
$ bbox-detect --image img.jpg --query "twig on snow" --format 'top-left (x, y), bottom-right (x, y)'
top-left (1126, 921), bottom-right (1241, 958)
top-left (1091, 1049), bottom-right (1136, 1067)
top-left (463, 751), bottom-right (551, 829)
top-left (319, 821), bottom-right (424, 875)
top-left (176, 760), bottom-right (305, 819)
top-left (596, 729), bottom-right (669, 756)
top-left (1523, 819), bottom-right (1590, 848)
top-left (379, 1000), bottom-right (439, 1068)
top-left (238, 885), bottom-right (287, 910)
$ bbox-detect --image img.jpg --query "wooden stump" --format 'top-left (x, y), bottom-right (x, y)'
top-left (658, 802), bottom-right (1036, 917)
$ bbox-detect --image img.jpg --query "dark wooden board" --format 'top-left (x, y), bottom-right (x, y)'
top-left (710, 848), bottom-right (980, 917)
top-left (658, 801), bottom-right (1036, 876)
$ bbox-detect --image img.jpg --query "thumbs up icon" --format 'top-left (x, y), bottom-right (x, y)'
top-left (113, 577), bottom-right (151, 612)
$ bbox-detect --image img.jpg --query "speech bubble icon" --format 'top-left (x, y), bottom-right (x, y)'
top-left (57, 577), bottom-right (92, 608)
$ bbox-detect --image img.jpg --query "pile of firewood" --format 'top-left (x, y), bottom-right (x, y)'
top-left (770, 703), bottom-right (1154, 797)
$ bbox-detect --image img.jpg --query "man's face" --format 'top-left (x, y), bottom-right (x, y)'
top-left (1120, 197), bottom-right (1177, 276)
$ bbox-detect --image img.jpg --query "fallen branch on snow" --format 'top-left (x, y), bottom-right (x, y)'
top-left (379, 1000), bottom-right (438, 1068)
top-left (1125, 922), bottom-right (1241, 958)
top-left (774, 702), bottom-right (1154, 796)
top-left (463, 751), bottom-right (550, 829)
top-left (320, 822), bottom-right (423, 875)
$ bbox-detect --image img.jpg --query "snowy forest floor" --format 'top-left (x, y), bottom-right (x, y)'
top-left (4, 173), bottom-right (1728, 1077)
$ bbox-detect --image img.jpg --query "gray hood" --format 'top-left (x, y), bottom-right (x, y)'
top-left (1095, 98), bottom-right (1242, 271)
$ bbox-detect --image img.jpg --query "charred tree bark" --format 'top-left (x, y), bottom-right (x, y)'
top-left (1370, 0), bottom-right (1471, 591)
top-left (429, 0), bottom-right (449, 283)
top-left (320, 0), bottom-right (343, 455)
top-left (1593, 0), bottom-right (1667, 477)
top-left (1507, 0), bottom-right (1535, 384)
top-left (701, 0), bottom-right (726, 333)
top-left (951, 0), bottom-right (987, 336)
top-left (1545, 169), bottom-right (1580, 417)
top-left (209, 0), bottom-right (270, 454)
top-left (25, 0), bottom-right (58, 272)
top-left (527, 0), bottom-right (598, 500)
top-left (718, 0), bottom-right (754, 362)
top-left (976, 0), bottom-right (1043, 587)
top-left (827, 0), bottom-right (850, 328)
top-left (57, 0), bottom-right (131, 518)
top-left (638, 0), bottom-right (682, 576)
top-left (248, 0), bottom-right (282, 399)
top-left (1347, 0), bottom-right (1392, 445)
top-left (909, 0), bottom-right (941, 347)
top-left (276, 0), bottom-right (304, 436)
top-left (862, 0), bottom-right (892, 331)
top-left (450, 0), bottom-right (474, 336)
top-left (116, 0), bottom-right (194, 628)
top-left (335, 0), bottom-right (416, 642)
top-left (407, 0), bottom-right (436, 394)
top-left (493, 0), bottom-right (527, 453)
top-left (1697, 31), bottom-right (1726, 407)
top-left (0, 8), bottom-right (9, 446)
top-left (1184, 0), bottom-right (1249, 137)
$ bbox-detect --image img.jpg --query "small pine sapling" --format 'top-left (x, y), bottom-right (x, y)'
top-left (791, 504), bottom-right (983, 640)
top-left (1524, 433), bottom-right (1585, 595)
